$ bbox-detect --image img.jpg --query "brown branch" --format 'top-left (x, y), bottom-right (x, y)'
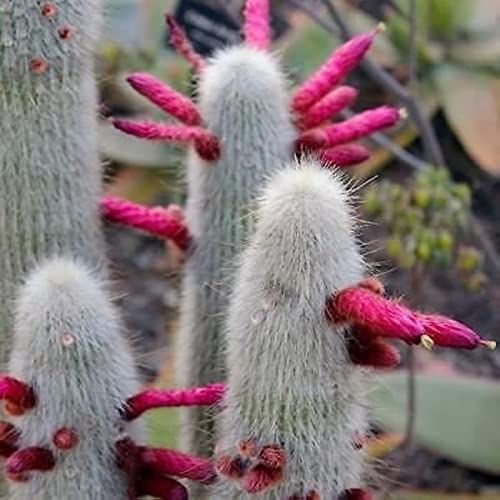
top-left (408, 0), bottom-right (418, 92)
top-left (287, 0), bottom-right (340, 35)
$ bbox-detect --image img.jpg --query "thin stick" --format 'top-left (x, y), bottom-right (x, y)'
top-left (408, 0), bottom-right (418, 93)
top-left (404, 264), bottom-right (424, 448)
top-left (288, 0), bottom-right (340, 35)
top-left (404, 1), bottom-right (418, 450)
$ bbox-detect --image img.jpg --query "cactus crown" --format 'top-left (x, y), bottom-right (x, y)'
top-left (6, 258), bottom-right (142, 499)
top-left (211, 159), bottom-right (367, 499)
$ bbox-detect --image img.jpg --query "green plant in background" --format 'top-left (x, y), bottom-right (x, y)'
top-left (378, 0), bottom-right (500, 176)
top-left (363, 166), bottom-right (486, 291)
top-left (372, 371), bottom-right (500, 475)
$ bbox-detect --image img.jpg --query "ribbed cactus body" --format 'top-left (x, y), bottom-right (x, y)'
top-left (7, 258), bottom-right (142, 499)
top-left (177, 46), bottom-right (297, 456)
top-left (212, 160), bottom-right (367, 499)
top-left (0, 1), bottom-right (107, 369)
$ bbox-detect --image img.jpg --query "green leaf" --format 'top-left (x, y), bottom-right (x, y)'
top-left (433, 65), bottom-right (500, 176)
top-left (371, 371), bottom-right (500, 474)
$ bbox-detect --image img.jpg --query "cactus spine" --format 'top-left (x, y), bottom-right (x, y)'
top-left (6, 258), bottom-right (142, 499)
top-left (0, 0), bottom-right (107, 369)
top-left (177, 46), bottom-right (296, 456)
top-left (212, 159), bottom-right (367, 499)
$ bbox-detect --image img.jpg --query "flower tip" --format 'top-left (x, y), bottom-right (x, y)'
top-left (420, 334), bottom-right (435, 350)
top-left (399, 107), bottom-right (408, 120)
top-left (376, 22), bottom-right (387, 34)
top-left (126, 73), bottom-right (140, 84)
top-left (111, 118), bottom-right (124, 130)
top-left (480, 340), bottom-right (496, 350)
top-left (165, 13), bottom-right (174, 26)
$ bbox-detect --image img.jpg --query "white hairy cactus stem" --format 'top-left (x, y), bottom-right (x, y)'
top-left (177, 46), bottom-right (297, 458)
top-left (212, 159), bottom-right (368, 499)
top-left (0, 0), bottom-right (108, 369)
top-left (6, 258), bottom-right (142, 499)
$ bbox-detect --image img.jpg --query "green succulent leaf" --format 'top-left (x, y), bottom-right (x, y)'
top-left (433, 65), bottom-right (500, 176)
top-left (371, 372), bottom-right (500, 474)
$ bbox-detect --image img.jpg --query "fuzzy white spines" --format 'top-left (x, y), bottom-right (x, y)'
top-left (177, 46), bottom-right (297, 457)
top-left (0, 0), bottom-right (107, 369)
top-left (212, 159), bottom-right (367, 499)
top-left (7, 258), bottom-right (141, 500)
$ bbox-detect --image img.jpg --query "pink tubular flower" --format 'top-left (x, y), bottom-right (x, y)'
top-left (127, 73), bottom-right (201, 126)
top-left (297, 106), bottom-right (401, 151)
top-left (327, 286), bottom-right (424, 344)
top-left (216, 454), bottom-right (246, 479)
top-left (5, 447), bottom-right (55, 482)
top-left (165, 14), bottom-right (206, 74)
top-left (349, 334), bottom-right (401, 368)
top-left (342, 488), bottom-right (375, 500)
top-left (320, 144), bottom-right (370, 167)
top-left (112, 120), bottom-right (220, 161)
top-left (241, 464), bottom-right (283, 494)
top-left (139, 447), bottom-right (217, 485)
top-left (0, 422), bottom-right (19, 458)
top-left (288, 490), bottom-right (320, 500)
top-left (101, 197), bottom-right (191, 251)
top-left (291, 27), bottom-right (382, 114)
top-left (137, 473), bottom-right (188, 500)
top-left (0, 376), bottom-right (36, 413)
top-left (418, 314), bottom-right (496, 350)
top-left (244, 0), bottom-right (270, 51)
top-left (258, 445), bottom-right (286, 469)
top-left (123, 383), bottom-right (226, 420)
top-left (297, 86), bottom-right (358, 130)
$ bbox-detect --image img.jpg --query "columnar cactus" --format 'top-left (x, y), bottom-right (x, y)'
top-left (0, 0), bottom-right (107, 369)
top-left (3, 258), bottom-right (141, 499)
top-left (211, 159), bottom-right (368, 499)
top-left (0, 258), bottom-right (222, 499)
top-left (175, 43), bottom-right (296, 457)
top-left (210, 160), bottom-right (496, 499)
top-left (106, 0), bottom-right (402, 459)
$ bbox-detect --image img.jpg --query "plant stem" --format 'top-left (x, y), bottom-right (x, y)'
top-left (287, 0), bottom-right (340, 35)
top-left (408, 0), bottom-right (418, 93)
top-left (404, 264), bottom-right (424, 448)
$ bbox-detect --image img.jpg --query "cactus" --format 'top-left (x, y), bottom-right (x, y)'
top-left (0, 0), bottom-right (107, 369)
top-left (3, 258), bottom-right (141, 499)
top-left (211, 159), bottom-right (368, 499)
top-left (105, 0), bottom-right (403, 460)
top-left (0, 258), bottom-right (222, 499)
top-left (210, 159), bottom-right (496, 499)
top-left (175, 44), bottom-right (296, 457)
